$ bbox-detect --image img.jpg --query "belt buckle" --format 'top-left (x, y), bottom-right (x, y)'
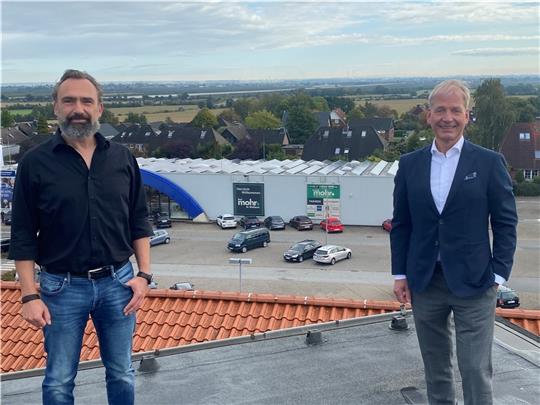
top-left (87, 267), bottom-right (103, 280)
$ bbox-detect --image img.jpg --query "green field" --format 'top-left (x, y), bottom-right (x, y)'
top-left (108, 105), bottom-right (226, 123)
top-left (354, 98), bottom-right (427, 115)
top-left (7, 109), bottom-right (33, 115)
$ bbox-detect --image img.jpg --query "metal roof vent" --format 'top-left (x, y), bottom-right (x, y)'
top-left (138, 356), bottom-right (160, 373)
top-left (389, 304), bottom-right (409, 331)
top-left (306, 330), bottom-right (323, 345)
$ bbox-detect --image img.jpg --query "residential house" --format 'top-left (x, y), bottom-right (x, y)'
top-left (154, 125), bottom-right (228, 156)
top-left (97, 123), bottom-right (119, 140)
top-left (110, 123), bottom-right (158, 155)
top-left (349, 117), bottom-right (395, 142)
top-left (221, 122), bottom-right (250, 145)
top-left (1, 127), bottom-right (28, 162)
top-left (312, 109), bottom-right (347, 130)
top-left (302, 125), bottom-right (385, 161)
top-left (499, 121), bottom-right (540, 180)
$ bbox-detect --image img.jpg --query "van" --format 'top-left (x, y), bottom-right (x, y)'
top-left (227, 228), bottom-right (270, 253)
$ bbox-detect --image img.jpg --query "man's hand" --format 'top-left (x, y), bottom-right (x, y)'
top-left (123, 276), bottom-right (149, 315)
top-left (22, 299), bottom-right (51, 328)
top-left (393, 279), bottom-right (411, 304)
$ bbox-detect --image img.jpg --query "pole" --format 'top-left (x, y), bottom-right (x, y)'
top-left (239, 260), bottom-right (242, 293)
top-left (324, 204), bottom-right (329, 245)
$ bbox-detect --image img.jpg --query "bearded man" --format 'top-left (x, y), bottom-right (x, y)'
top-left (9, 69), bottom-right (154, 405)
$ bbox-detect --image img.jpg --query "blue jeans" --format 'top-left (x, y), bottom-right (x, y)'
top-left (40, 262), bottom-right (136, 405)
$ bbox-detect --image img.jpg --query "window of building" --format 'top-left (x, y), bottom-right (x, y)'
top-left (347, 131), bottom-right (352, 138)
top-left (200, 130), bottom-right (207, 139)
top-left (361, 130), bottom-right (367, 137)
top-left (519, 132), bottom-right (531, 140)
top-left (323, 130), bottom-right (329, 139)
top-left (145, 131), bottom-right (151, 136)
top-left (335, 147), bottom-right (340, 155)
top-left (344, 148), bottom-right (349, 154)
top-left (524, 169), bottom-right (539, 180)
top-left (137, 144), bottom-right (143, 152)
top-left (168, 130), bottom-right (174, 138)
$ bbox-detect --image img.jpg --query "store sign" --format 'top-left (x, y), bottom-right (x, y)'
top-left (233, 183), bottom-right (265, 216)
top-left (306, 184), bottom-right (341, 220)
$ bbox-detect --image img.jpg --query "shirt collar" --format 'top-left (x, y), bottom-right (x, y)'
top-left (51, 129), bottom-right (110, 152)
top-left (431, 136), bottom-right (464, 157)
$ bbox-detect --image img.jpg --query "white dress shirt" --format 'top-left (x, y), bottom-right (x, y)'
top-left (394, 136), bottom-right (505, 285)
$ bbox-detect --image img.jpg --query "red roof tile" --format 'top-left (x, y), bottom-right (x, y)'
top-left (1, 281), bottom-right (538, 373)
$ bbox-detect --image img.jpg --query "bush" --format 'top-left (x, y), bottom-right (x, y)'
top-left (514, 182), bottom-right (540, 196)
top-left (514, 171), bottom-right (525, 183)
top-left (533, 176), bottom-right (540, 185)
top-left (1, 269), bottom-right (17, 281)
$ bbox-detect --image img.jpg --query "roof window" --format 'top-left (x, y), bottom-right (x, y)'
top-left (519, 132), bottom-right (531, 140)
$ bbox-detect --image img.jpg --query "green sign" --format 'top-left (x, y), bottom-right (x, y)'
top-left (307, 184), bottom-right (340, 199)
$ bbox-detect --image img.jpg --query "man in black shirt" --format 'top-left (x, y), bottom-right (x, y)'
top-left (9, 69), bottom-right (154, 405)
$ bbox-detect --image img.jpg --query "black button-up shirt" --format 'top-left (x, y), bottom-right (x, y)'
top-left (8, 131), bottom-right (153, 274)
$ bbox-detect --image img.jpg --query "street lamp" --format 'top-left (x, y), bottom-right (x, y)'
top-left (324, 204), bottom-right (330, 245)
top-left (228, 258), bottom-right (252, 293)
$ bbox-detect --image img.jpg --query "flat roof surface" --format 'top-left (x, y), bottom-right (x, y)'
top-left (2, 314), bottom-right (539, 405)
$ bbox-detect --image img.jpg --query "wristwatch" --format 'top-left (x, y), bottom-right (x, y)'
top-left (136, 271), bottom-right (153, 285)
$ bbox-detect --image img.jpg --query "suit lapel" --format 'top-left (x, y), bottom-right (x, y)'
top-left (419, 147), bottom-right (439, 215)
top-left (442, 140), bottom-right (475, 214)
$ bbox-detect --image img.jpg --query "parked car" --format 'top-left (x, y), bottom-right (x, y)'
top-left (283, 239), bottom-right (322, 262)
top-left (264, 215), bottom-right (286, 230)
top-left (3, 210), bottom-right (11, 226)
top-left (313, 245), bottom-right (352, 265)
top-left (382, 219), bottom-right (392, 232)
top-left (496, 285), bottom-right (520, 308)
top-left (0, 238), bottom-right (10, 253)
top-left (239, 216), bottom-right (261, 230)
top-left (289, 215), bottom-right (313, 231)
top-left (150, 229), bottom-right (170, 247)
top-left (319, 216), bottom-right (344, 233)
top-left (227, 228), bottom-right (270, 253)
top-left (217, 214), bottom-right (237, 229)
top-left (154, 212), bottom-right (172, 228)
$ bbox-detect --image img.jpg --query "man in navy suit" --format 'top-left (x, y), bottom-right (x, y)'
top-left (391, 80), bottom-right (517, 405)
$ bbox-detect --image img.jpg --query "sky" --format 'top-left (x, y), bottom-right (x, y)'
top-left (1, 0), bottom-right (539, 84)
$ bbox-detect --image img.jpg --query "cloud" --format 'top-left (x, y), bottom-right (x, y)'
top-left (451, 47), bottom-right (540, 56)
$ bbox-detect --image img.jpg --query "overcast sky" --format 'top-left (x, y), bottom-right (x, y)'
top-left (1, 0), bottom-right (539, 84)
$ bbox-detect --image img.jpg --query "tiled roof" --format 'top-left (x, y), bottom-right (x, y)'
top-left (2, 282), bottom-right (539, 373)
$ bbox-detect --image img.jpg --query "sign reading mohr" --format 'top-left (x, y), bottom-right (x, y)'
top-left (306, 184), bottom-right (341, 220)
top-left (233, 183), bottom-right (265, 216)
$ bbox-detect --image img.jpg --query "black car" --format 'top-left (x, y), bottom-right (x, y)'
top-left (154, 212), bottom-right (172, 228)
top-left (283, 239), bottom-right (322, 262)
top-left (3, 210), bottom-right (11, 226)
top-left (496, 286), bottom-right (520, 308)
top-left (264, 216), bottom-right (286, 230)
top-left (289, 215), bottom-right (313, 230)
top-left (1, 237), bottom-right (10, 253)
top-left (239, 216), bottom-right (261, 230)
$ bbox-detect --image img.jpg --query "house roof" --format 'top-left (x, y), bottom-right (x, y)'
top-left (302, 126), bottom-right (385, 161)
top-left (349, 117), bottom-right (394, 131)
top-left (499, 121), bottom-right (540, 170)
top-left (110, 124), bottom-right (157, 144)
top-left (221, 123), bottom-right (249, 143)
top-left (247, 128), bottom-right (289, 146)
top-left (157, 126), bottom-right (228, 149)
top-left (1, 128), bottom-right (28, 145)
top-left (97, 123), bottom-right (119, 140)
top-left (313, 111), bottom-right (330, 128)
top-left (1, 281), bottom-right (538, 374)
top-left (2, 311), bottom-right (538, 405)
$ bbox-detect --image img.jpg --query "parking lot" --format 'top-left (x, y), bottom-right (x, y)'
top-left (149, 197), bottom-right (540, 309)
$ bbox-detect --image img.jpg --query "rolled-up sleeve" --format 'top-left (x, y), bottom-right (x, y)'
top-left (8, 157), bottom-right (39, 260)
top-left (129, 154), bottom-right (153, 241)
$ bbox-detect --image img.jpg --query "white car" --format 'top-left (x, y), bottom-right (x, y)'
top-left (217, 214), bottom-right (237, 229)
top-left (313, 245), bottom-right (352, 265)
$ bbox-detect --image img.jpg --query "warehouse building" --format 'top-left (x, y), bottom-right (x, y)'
top-left (137, 158), bottom-right (397, 226)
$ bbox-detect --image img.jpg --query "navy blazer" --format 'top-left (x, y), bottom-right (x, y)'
top-left (390, 140), bottom-right (517, 297)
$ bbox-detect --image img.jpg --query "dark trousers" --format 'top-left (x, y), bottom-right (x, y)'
top-left (412, 267), bottom-right (497, 405)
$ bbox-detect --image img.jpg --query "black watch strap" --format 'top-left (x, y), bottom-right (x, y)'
top-left (21, 294), bottom-right (41, 304)
top-left (136, 271), bottom-right (153, 285)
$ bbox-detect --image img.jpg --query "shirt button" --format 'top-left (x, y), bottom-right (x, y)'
top-left (434, 241), bottom-right (439, 247)
top-left (439, 219), bottom-right (444, 225)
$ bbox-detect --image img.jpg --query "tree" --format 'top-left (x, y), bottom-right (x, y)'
top-left (325, 96), bottom-right (355, 113)
top-left (375, 105), bottom-right (398, 119)
top-left (218, 109), bottom-right (242, 124)
top-left (233, 98), bottom-right (255, 120)
top-left (100, 109), bottom-right (119, 125)
top-left (125, 112), bottom-right (147, 124)
top-left (310, 96), bottom-right (330, 112)
top-left (361, 101), bottom-right (379, 117)
top-left (264, 144), bottom-right (287, 160)
top-left (286, 106), bottom-right (318, 144)
top-left (37, 115), bottom-right (49, 134)
top-left (245, 110), bottom-right (281, 129)
top-left (348, 107), bottom-right (365, 120)
top-left (473, 79), bottom-right (515, 150)
top-left (1, 109), bottom-right (15, 128)
top-left (191, 108), bottom-right (218, 128)
top-left (161, 139), bottom-right (193, 158)
top-left (507, 97), bottom-right (536, 122)
top-left (229, 138), bottom-right (259, 160)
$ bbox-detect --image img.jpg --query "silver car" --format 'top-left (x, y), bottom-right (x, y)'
top-left (217, 214), bottom-right (238, 229)
top-left (313, 245), bottom-right (352, 265)
top-left (150, 229), bottom-right (171, 246)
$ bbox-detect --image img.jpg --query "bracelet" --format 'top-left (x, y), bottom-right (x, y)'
top-left (21, 294), bottom-right (41, 304)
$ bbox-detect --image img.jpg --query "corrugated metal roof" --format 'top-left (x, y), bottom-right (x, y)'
top-left (136, 158), bottom-right (398, 177)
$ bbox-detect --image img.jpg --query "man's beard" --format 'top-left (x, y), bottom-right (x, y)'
top-left (59, 113), bottom-right (100, 139)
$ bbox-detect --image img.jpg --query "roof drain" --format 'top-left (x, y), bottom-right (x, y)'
top-left (305, 330), bottom-right (323, 345)
top-left (389, 304), bottom-right (409, 331)
top-left (138, 356), bottom-right (160, 373)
